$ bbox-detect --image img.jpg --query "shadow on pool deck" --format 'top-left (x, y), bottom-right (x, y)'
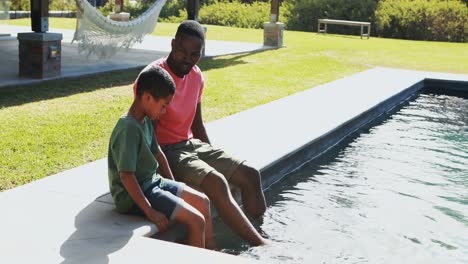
top-left (59, 201), bottom-right (131, 264)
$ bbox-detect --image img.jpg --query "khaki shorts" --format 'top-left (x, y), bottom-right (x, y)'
top-left (161, 138), bottom-right (244, 186)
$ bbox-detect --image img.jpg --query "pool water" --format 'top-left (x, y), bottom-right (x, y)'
top-left (218, 93), bottom-right (468, 263)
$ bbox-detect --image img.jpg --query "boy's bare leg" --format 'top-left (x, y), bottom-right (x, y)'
top-left (229, 163), bottom-right (267, 218)
top-left (180, 187), bottom-right (217, 250)
top-left (172, 200), bottom-right (206, 248)
top-left (200, 171), bottom-right (266, 246)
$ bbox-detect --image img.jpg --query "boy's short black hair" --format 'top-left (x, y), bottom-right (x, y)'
top-left (136, 66), bottom-right (175, 99)
top-left (175, 20), bottom-right (205, 43)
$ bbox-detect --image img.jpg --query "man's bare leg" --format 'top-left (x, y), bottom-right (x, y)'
top-left (200, 171), bottom-right (266, 246)
top-left (229, 163), bottom-right (267, 218)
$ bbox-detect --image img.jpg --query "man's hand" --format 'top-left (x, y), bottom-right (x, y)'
top-left (144, 207), bottom-right (170, 232)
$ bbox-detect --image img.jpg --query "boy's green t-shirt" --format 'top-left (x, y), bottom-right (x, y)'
top-left (108, 115), bottom-right (162, 213)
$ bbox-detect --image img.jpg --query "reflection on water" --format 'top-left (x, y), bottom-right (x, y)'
top-left (219, 94), bottom-right (468, 263)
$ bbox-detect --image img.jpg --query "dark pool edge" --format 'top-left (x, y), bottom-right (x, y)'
top-left (423, 78), bottom-right (468, 98)
top-left (260, 78), bottom-right (468, 191)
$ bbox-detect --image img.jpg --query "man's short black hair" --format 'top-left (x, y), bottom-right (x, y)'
top-left (136, 66), bottom-right (175, 99)
top-left (175, 20), bottom-right (205, 42)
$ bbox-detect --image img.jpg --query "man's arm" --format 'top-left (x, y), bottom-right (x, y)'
top-left (155, 150), bottom-right (175, 180)
top-left (191, 102), bottom-right (210, 144)
top-left (120, 171), bottom-right (169, 231)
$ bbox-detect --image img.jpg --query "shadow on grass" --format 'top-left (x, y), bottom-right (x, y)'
top-left (0, 68), bottom-right (143, 108)
top-left (200, 48), bottom-right (272, 71)
top-left (0, 49), bottom-right (272, 108)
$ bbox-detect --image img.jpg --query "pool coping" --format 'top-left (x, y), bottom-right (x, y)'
top-left (0, 67), bottom-right (467, 263)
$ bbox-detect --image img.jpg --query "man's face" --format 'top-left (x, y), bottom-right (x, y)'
top-left (145, 93), bottom-right (173, 121)
top-left (170, 33), bottom-right (203, 77)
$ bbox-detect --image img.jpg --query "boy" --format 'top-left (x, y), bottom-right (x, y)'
top-left (108, 65), bottom-right (215, 249)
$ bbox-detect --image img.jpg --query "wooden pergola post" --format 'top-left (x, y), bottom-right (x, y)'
top-left (31, 0), bottom-right (48, 32)
top-left (187, 0), bottom-right (199, 21)
top-left (270, 0), bottom-right (279, 23)
top-left (187, 0), bottom-right (206, 56)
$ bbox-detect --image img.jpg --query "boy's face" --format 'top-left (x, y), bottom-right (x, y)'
top-left (144, 93), bottom-right (173, 121)
top-left (170, 33), bottom-right (203, 77)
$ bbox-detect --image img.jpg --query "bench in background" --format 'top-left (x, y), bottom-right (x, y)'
top-left (318, 19), bottom-right (371, 39)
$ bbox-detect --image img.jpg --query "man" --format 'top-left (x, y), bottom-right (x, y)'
top-left (134, 20), bottom-right (267, 246)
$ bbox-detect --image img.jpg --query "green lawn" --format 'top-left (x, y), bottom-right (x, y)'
top-left (0, 18), bottom-right (467, 190)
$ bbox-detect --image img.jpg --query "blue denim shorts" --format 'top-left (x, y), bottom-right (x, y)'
top-left (130, 177), bottom-right (185, 220)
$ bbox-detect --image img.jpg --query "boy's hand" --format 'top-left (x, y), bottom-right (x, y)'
top-left (144, 208), bottom-right (170, 232)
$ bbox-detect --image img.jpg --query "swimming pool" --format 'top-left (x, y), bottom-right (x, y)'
top-left (217, 92), bottom-right (468, 263)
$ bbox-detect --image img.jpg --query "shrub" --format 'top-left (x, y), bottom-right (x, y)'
top-left (9, 0), bottom-right (30, 11)
top-left (49, 0), bottom-right (76, 11)
top-left (99, 0), bottom-right (115, 16)
top-left (159, 0), bottom-right (186, 19)
top-left (198, 0), bottom-right (270, 28)
top-left (375, 0), bottom-right (467, 42)
top-left (160, 0), bottom-right (279, 29)
top-left (161, 8), bottom-right (187, 23)
top-left (149, 0), bottom-right (217, 19)
top-left (284, 0), bottom-right (377, 32)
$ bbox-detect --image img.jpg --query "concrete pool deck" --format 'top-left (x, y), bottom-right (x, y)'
top-left (0, 67), bottom-right (467, 263)
top-left (0, 24), bottom-right (272, 89)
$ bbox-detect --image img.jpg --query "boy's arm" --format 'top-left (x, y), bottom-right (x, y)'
top-left (155, 150), bottom-right (175, 180)
top-left (120, 171), bottom-right (169, 231)
top-left (151, 121), bottom-right (174, 180)
top-left (191, 102), bottom-right (210, 144)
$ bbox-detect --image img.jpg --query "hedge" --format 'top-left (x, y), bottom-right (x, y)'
top-left (375, 0), bottom-right (467, 42)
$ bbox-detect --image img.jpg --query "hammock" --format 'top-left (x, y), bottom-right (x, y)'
top-left (0, 0), bottom-right (9, 20)
top-left (73, 0), bottom-right (167, 58)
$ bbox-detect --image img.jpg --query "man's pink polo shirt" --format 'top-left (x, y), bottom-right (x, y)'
top-left (133, 57), bottom-right (204, 145)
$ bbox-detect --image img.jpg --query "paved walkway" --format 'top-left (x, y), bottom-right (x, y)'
top-left (0, 25), bottom-right (272, 88)
top-left (1, 67), bottom-right (466, 263)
